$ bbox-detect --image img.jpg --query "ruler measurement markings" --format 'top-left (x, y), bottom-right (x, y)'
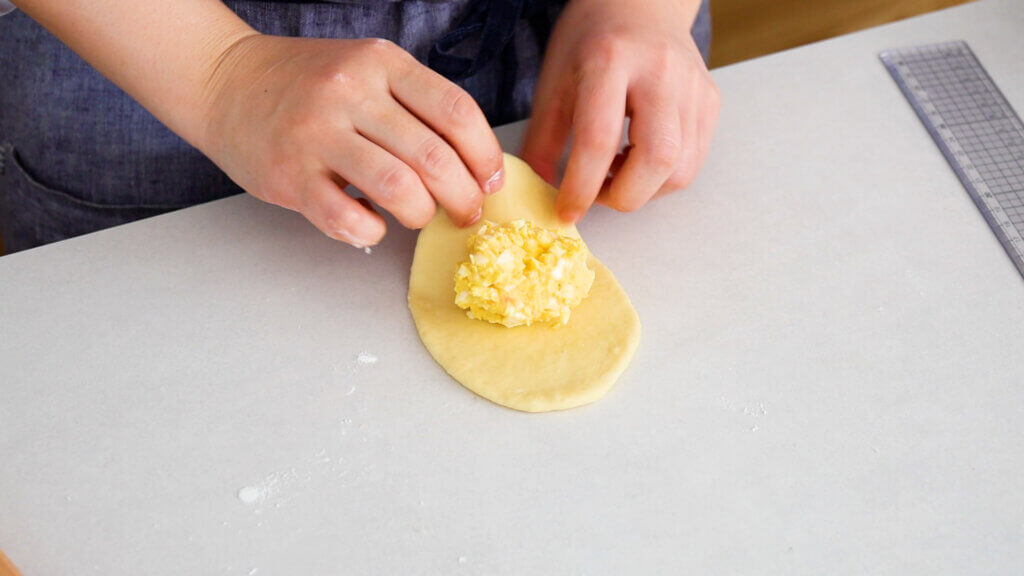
top-left (881, 41), bottom-right (1024, 277)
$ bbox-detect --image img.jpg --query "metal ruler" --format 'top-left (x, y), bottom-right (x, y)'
top-left (880, 41), bottom-right (1024, 279)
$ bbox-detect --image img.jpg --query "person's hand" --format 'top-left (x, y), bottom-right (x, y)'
top-left (521, 0), bottom-right (720, 222)
top-left (202, 35), bottom-right (505, 247)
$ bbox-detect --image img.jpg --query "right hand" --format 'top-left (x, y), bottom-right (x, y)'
top-left (201, 35), bottom-right (505, 247)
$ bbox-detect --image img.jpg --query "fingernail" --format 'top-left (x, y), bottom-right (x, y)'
top-left (465, 208), bottom-right (482, 227)
top-left (560, 209), bottom-right (582, 224)
top-left (484, 168), bottom-right (504, 195)
top-left (335, 227), bottom-right (374, 248)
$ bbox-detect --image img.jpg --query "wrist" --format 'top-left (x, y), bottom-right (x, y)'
top-left (563, 0), bottom-right (702, 32)
top-left (196, 31), bottom-right (267, 160)
top-left (673, 0), bottom-right (703, 25)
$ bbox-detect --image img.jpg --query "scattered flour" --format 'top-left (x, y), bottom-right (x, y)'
top-left (314, 448), bottom-right (331, 464)
top-left (236, 468), bottom-right (309, 507)
top-left (742, 402), bottom-right (767, 417)
top-left (717, 396), bottom-right (768, 433)
top-left (356, 352), bottom-right (378, 365)
top-left (237, 486), bottom-right (261, 505)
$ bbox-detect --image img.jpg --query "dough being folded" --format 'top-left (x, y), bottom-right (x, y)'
top-left (407, 154), bottom-right (641, 412)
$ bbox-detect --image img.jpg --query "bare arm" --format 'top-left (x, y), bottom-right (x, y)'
top-left (13, 0), bottom-right (256, 153)
top-left (11, 0), bottom-right (504, 247)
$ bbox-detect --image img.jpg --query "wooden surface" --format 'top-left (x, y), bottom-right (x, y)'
top-left (0, 549), bottom-right (22, 576)
top-left (710, 0), bottom-right (976, 68)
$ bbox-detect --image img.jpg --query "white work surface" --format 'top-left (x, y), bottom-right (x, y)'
top-left (2, 1), bottom-right (1023, 574)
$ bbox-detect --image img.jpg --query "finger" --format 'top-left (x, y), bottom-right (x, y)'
top-left (325, 136), bottom-right (437, 230)
top-left (557, 69), bottom-right (628, 222)
top-left (694, 80), bottom-right (721, 176)
top-left (660, 76), bottom-right (707, 196)
top-left (390, 60), bottom-right (504, 195)
top-left (609, 147), bottom-right (629, 178)
top-left (521, 82), bottom-right (573, 185)
top-left (592, 149), bottom-right (629, 207)
top-left (301, 175), bottom-right (386, 247)
top-left (355, 100), bottom-right (484, 227)
top-left (603, 86), bottom-right (682, 212)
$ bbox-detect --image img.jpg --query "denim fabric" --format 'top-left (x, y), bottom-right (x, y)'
top-left (0, 0), bottom-right (710, 253)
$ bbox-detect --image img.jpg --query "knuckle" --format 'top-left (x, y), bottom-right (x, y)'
top-left (340, 204), bottom-right (364, 229)
top-left (323, 204), bottom-right (359, 235)
top-left (575, 118), bottom-right (621, 155)
top-left (416, 137), bottom-right (455, 179)
top-left (345, 39), bottom-right (405, 79)
top-left (645, 135), bottom-right (682, 170)
top-left (309, 58), bottom-right (359, 96)
top-left (322, 63), bottom-right (354, 90)
top-left (580, 32), bottom-right (627, 68)
top-left (376, 164), bottom-right (417, 202)
top-left (441, 86), bottom-right (476, 126)
top-left (362, 37), bottom-right (397, 56)
top-left (646, 39), bottom-right (676, 74)
top-left (608, 192), bottom-right (645, 213)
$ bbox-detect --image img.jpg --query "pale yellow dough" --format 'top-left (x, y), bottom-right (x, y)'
top-left (407, 154), bottom-right (641, 412)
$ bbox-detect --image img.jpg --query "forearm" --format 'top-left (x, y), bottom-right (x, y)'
top-left (12, 0), bottom-right (257, 152)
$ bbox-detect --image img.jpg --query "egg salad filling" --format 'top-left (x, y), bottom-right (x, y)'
top-left (454, 219), bottom-right (595, 328)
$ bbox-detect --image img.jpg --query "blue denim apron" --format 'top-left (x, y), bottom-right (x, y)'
top-left (0, 0), bottom-right (710, 253)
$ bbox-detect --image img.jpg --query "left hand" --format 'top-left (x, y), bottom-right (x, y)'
top-left (521, 0), bottom-right (720, 222)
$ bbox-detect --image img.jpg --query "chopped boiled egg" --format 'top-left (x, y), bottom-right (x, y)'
top-left (454, 219), bottom-right (595, 328)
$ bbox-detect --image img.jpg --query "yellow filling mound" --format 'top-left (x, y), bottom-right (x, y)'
top-left (454, 219), bottom-right (595, 328)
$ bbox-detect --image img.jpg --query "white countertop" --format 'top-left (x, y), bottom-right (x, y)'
top-left (2, 1), bottom-right (1023, 573)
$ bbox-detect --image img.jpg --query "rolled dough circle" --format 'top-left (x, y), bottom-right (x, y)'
top-left (407, 154), bottom-right (641, 412)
